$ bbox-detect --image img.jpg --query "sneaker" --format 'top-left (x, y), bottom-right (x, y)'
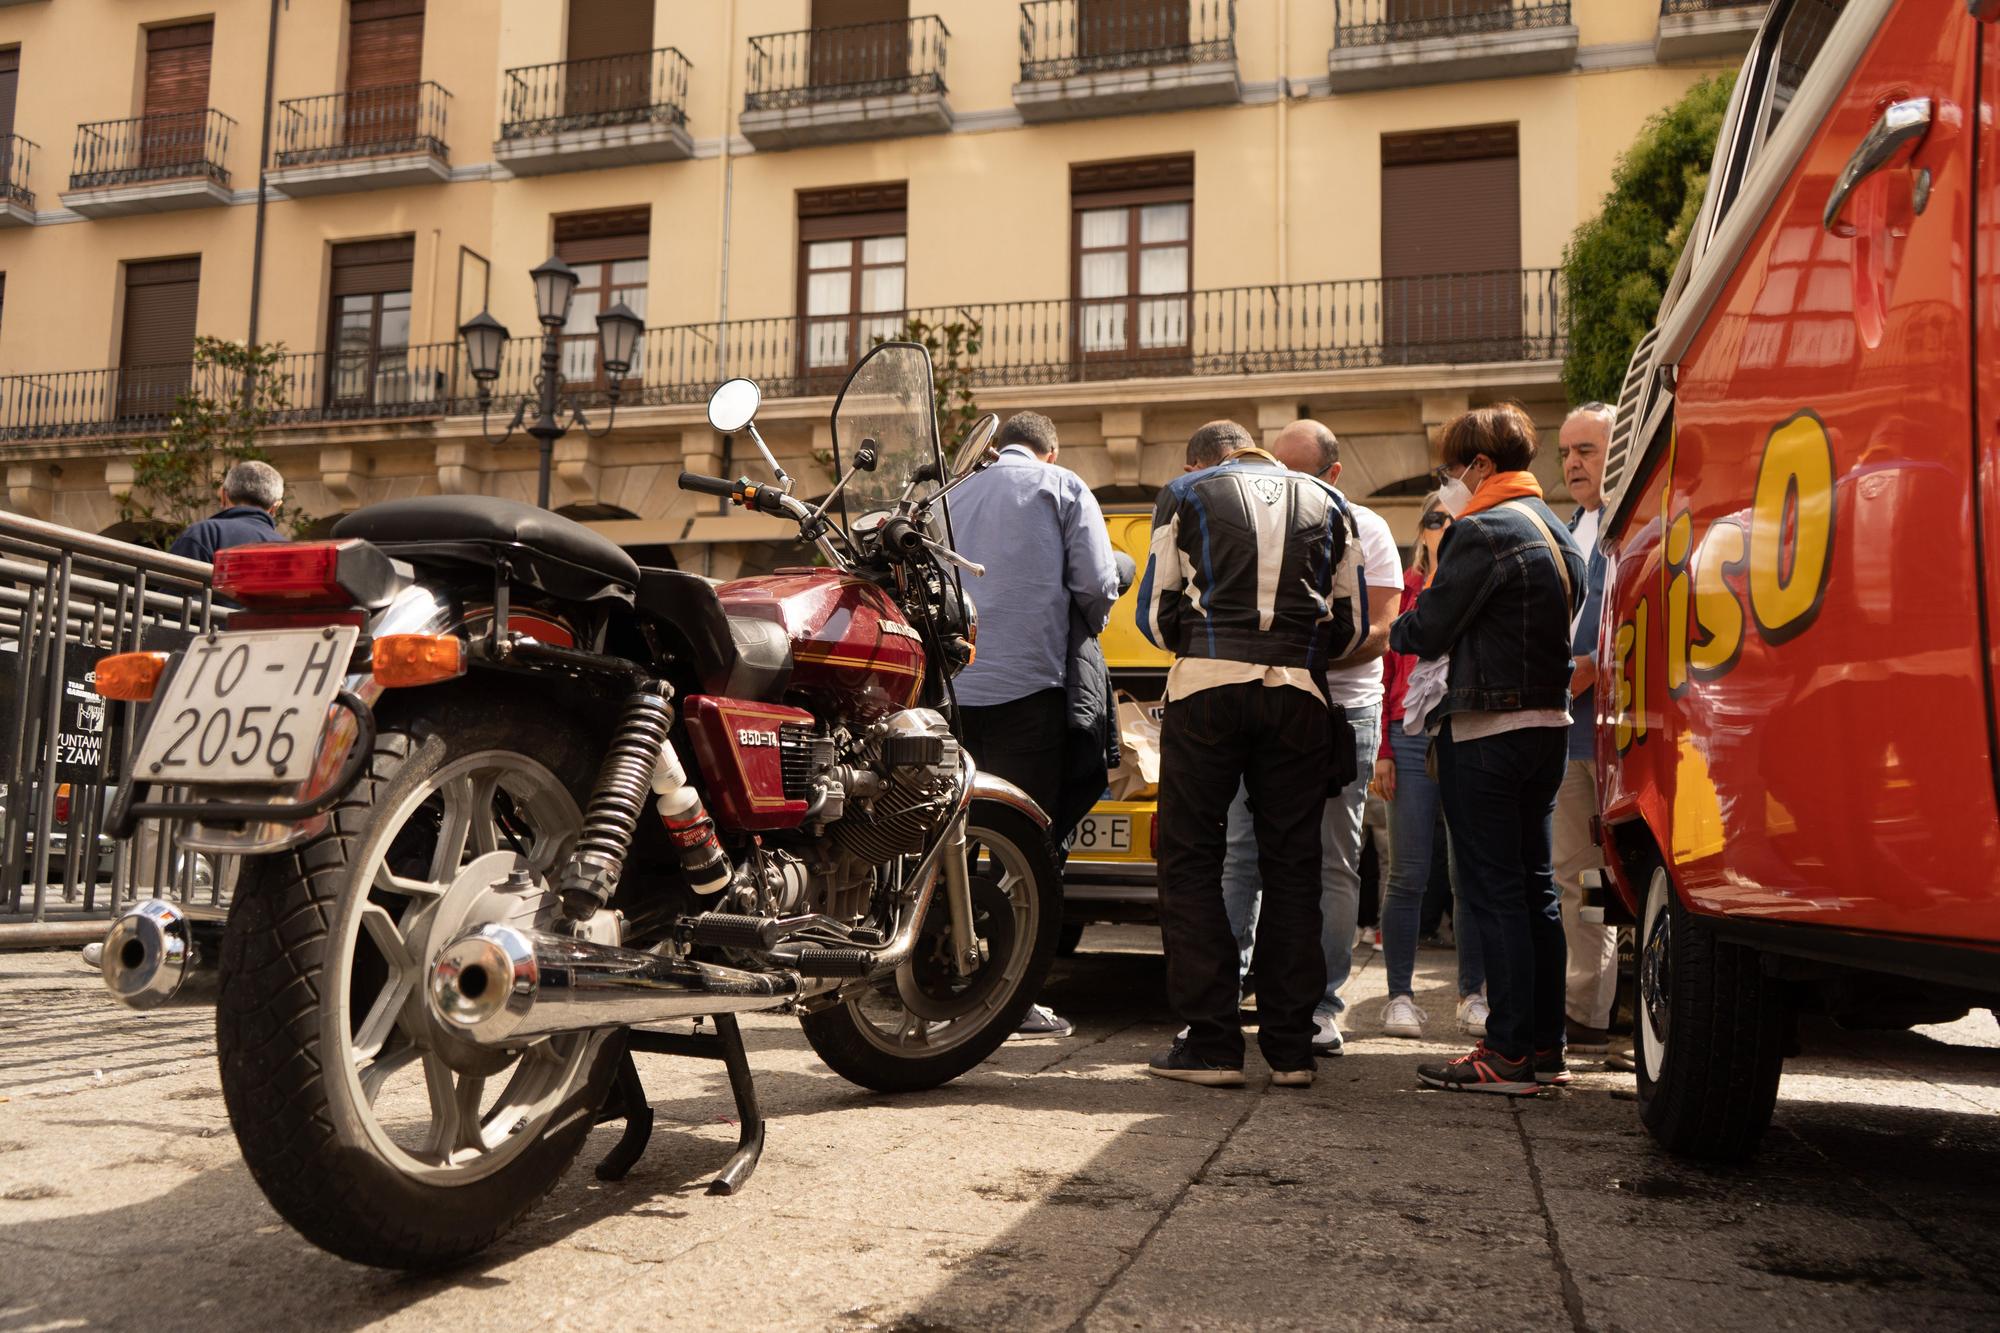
top-left (1456, 993), bottom-right (1490, 1037)
top-left (1417, 1044), bottom-right (1541, 1096)
top-left (1009, 1004), bottom-right (1073, 1041)
top-left (1533, 1048), bottom-right (1574, 1086)
top-left (1270, 1067), bottom-right (1315, 1089)
top-left (1312, 1012), bottom-right (1344, 1056)
top-left (80, 941), bottom-right (104, 970)
top-left (1147, 1037), bottom-right (1246, 1087)
top-left (1566, 1022), bottom-right (1611, 1055)
top-left (1382, 994), bottom-right (1426, 1039)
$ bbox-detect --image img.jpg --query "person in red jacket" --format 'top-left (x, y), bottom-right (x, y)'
top-left (1373, 493), bottom-right (1487, 1039)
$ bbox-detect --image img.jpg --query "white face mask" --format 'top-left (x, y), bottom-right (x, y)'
top-left (1438, 464), bottom-right (1477, 518)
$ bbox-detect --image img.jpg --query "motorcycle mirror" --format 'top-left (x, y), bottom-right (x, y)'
top-left (857, 440), bottom-right (879, 472)
top-left (949, 413), bottom-right (1002, 481)
top-left (707, 378), bottom-right (762, 434)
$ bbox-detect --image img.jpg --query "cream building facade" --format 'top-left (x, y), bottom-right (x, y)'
top-left (0, 0), bottom-right (1759, 573)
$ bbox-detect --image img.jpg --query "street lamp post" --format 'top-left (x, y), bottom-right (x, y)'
top-left (457, 255), bottom-right (645, 509)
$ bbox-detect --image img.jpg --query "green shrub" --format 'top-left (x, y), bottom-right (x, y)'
top-left (1562, 71), bottom-right (1737, 405)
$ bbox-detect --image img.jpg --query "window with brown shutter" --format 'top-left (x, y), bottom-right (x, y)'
top-left (1071, 155), bottom-right (1192, 375)
top-left (118, 257), bottom-right (200, 421)
top-left (143, 23), bottom-right (213, 174)
top-left (809, 0), bottom-right (909, 92)
top-left (1078, 0), bottom-right (1189, 60)
top-left (0, 48), bottom-right (19, 195)
top-left (555, 208), bottom-right (649, 389)
top-left (347, 0), bottom-right (425, 147)
top-left (797, 183), bottom-right (906, 386)
top-left (1380, 125), bottom-right (1521, 360)
top-left (329, 237), bottom-right (415, 411)
top-left (563, 0), bottom-right (654, 120)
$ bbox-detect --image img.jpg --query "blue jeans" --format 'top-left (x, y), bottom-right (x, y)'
top-left (1220, 703), bottom-right (1379, 1020)
top-left (1382, 727), bottom-right (1485, 999)
top-left (1435, 725), bottom-right (1569, 1062)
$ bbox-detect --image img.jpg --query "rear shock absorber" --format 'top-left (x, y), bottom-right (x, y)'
top-left (559, 684), bottom-right (729, 920)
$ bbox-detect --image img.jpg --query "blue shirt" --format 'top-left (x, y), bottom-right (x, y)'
top-left (1567, 506), bottom-right (1609, 761)
top-left (945, 446), bottom-right (1119, 708)
top-left (169, 505), bottom-right (283, 564)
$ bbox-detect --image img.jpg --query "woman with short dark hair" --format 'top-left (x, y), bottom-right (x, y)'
top-left (1388, 404), bottom-right (1584, 1095)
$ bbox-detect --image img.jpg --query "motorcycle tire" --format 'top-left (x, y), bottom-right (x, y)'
top-left (215, 687), bottom-right (621, 1270)
top-left (801, 800), bottom-right (1061, 1093)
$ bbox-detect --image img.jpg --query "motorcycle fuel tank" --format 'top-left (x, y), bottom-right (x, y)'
top-left (717, 569), bottom-right (924, 720)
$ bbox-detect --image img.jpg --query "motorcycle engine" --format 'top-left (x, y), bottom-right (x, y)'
top-left (829, 709), bottom-right (962, 865)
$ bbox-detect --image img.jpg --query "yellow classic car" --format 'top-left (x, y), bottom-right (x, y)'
top-left (1061, 505), bottom-right (1168, 950)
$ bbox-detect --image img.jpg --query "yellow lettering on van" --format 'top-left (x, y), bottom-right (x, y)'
top-left (1749, 412), bottom-right (1836, 645)
top-left (1664, 507), bottom-right (1693, 696)
top-left (1612, 598), bottom-right (1650, 753)
top-left (1689, 520), bottom-right (1747, 679)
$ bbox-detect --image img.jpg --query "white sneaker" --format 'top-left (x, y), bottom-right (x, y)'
top-left (1311, 1012), bottom-right (1344, 1056)
top-left (1382, 994), bottom-right (1426, 1039)
top-left (80, 941), bottom-right (103, 970)
top-left (1456, 993), bottom-right (1490, 1037)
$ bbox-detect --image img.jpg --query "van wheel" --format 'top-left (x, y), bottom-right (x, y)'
top-left (1635, 861), bottom-right (1787, 1161)
top-left (1057, 922), bottom-right (1085, 956)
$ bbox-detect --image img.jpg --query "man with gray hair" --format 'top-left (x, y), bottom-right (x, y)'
top-left (169, 459), bottom-right (287, 563)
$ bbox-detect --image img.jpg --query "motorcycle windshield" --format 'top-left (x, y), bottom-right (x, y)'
top-left (830, 341), bottom-right (943, 532)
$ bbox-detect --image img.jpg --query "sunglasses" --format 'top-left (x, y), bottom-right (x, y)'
top-left (1420, 511), bottom-right (1450, 530)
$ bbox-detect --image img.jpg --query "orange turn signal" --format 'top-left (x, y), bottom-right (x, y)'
top-left (372, 634), bottom-right (466, 688)
top-left (94, 652), bottom-right (169, 701)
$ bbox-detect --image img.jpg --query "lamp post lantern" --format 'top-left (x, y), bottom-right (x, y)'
top-left (458, 255), bottom-right (641, 509)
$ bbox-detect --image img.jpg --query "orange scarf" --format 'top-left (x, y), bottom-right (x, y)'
top-left (1456, 470), bottom-right (1543, 519)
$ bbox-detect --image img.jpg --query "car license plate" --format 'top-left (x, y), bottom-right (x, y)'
top-left (1073, 814), bottom-right (1132, 855)
top-left (132, 627), bottom-right (359, 786)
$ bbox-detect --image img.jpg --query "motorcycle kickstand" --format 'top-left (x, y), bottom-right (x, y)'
top-left (620, 1012), bottom-right (767, 1196)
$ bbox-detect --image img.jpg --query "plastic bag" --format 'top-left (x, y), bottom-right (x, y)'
top-left (1106, 690), bottom-right (1162, 801)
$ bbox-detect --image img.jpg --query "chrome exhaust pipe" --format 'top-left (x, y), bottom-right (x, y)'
top-left (429, 924), bottom-right (801, 1048)
top-left (99, 900), bottom-right (225, 1010)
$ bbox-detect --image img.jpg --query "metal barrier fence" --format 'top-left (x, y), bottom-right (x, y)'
top-left (0, 512), bottom-right (228, 923)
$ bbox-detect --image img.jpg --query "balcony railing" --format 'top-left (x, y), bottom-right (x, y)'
top-left (69, 109), bottom-right (234, 191)
top-left (0, 271), bottom-right (1561, 443)
top-left (502, 47), bottom-right (692, 139)
top-left (1660, 0), bottom-right (1762, 12)
top-left (0, 343), bottom-right (466, 443)
top-left (1333, 1), bottom-right (1571, 46)
top-left (274, 82), bottom-right (450, 168)
top-left (745, 16), bottom-right (949, 111)
top-left (1019, 0), bottom-right (1236, 81)
top-left (1, 134), bottom-right (35, 209)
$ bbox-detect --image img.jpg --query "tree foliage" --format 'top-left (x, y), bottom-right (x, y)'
top-left (881, 314), bottom-right (985, 454)
top-left (118, 337), bottom-right (306, 547)
top-left (1562, 72), bottom-right (1737, 404)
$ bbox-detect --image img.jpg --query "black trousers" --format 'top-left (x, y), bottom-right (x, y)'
top-left (959, 689), bottom-right (1066, 833)
top-left (1156, 682), bottom-right (1331, 1070)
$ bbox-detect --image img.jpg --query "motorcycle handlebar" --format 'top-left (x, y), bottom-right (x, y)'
top-left (678, 471), bottom-right (737, 499)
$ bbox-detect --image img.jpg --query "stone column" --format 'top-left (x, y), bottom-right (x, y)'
top-left (1099, 408), bottom-right (1143, 488)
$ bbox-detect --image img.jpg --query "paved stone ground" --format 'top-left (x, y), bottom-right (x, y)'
top-left (0, 927), bottom-right (1995, 1332)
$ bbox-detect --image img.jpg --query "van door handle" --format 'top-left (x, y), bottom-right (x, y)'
top-left (1823, 97), bottom-right (1933, 231)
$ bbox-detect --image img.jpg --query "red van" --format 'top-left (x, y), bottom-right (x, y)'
top-left (1597, 0), bottom-right (2000, 1161)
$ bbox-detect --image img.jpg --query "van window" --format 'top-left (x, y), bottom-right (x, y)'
top-left (1765, 0), bottom-right (1845, 138)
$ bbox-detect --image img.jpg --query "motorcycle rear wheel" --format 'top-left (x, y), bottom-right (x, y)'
top-left (215, 691), bottom-right (620, 1269)
top-left (801, 801), bottom-right (1060, 1092)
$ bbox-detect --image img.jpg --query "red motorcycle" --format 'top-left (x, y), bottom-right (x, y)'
top-left (90, 343), bottom-right (1059, 1268)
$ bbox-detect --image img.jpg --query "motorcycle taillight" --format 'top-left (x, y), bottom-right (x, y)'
top-left (211, 540), bottom-right (405, 611)
top-left (54, 783), bottom-right (71, 826)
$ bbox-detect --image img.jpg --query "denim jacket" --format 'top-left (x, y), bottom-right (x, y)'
top-left (1387, 496), bottom-right (1585, 728)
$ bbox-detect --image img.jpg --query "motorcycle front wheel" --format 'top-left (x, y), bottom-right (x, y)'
top-left (215, 689), bottom-right (620, 1270)
top-left (801, 800), bottom-right (1060, 1092)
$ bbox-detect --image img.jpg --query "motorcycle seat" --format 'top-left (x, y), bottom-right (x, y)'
top-left (334, 496), bottom-right (639, 604)
top-left (633, 569), bottom-right (793, 700)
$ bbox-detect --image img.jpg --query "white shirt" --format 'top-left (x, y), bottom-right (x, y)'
top-left (1323, 497), bottom-right (1403, 710)
top-left (1569, 506), bottom-right (1600, 638)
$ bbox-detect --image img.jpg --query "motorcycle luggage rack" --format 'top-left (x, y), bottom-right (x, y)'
top-left (593, 1011), bottom-right (765, 1196)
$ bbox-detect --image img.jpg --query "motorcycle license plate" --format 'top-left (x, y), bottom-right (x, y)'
top-left (1073, 814), bottom-right (1133, 855)
top-left (132, 627), bottom-right (359, 786)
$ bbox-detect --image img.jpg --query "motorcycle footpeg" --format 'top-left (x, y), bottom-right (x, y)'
top-left (792, 946), bottom-right (873, 978)
top-left (684, 912), bottom-right (781, 951)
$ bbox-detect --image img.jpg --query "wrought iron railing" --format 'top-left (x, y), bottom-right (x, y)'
top-left (501, 47), bottom-right (692, 138)
top-left (274, 82), bottom-right (450, 168)
top-left (0, 272), bottom-right (1561, 442)
top-left (69, 109), bottom-right (234, 191)
top-left (1660, 0), bottom-right (1763, 13)
top-left (1, 134), bottom-right (34, 209)
top-left (1333, 1), bottom-right (1571, 46)
top-left (0, 343), bottom-right (467, 443)
top-left (1019, 0), bottom-right (1236, 81)
top-left (745, 15), bottom-right (949, 111)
